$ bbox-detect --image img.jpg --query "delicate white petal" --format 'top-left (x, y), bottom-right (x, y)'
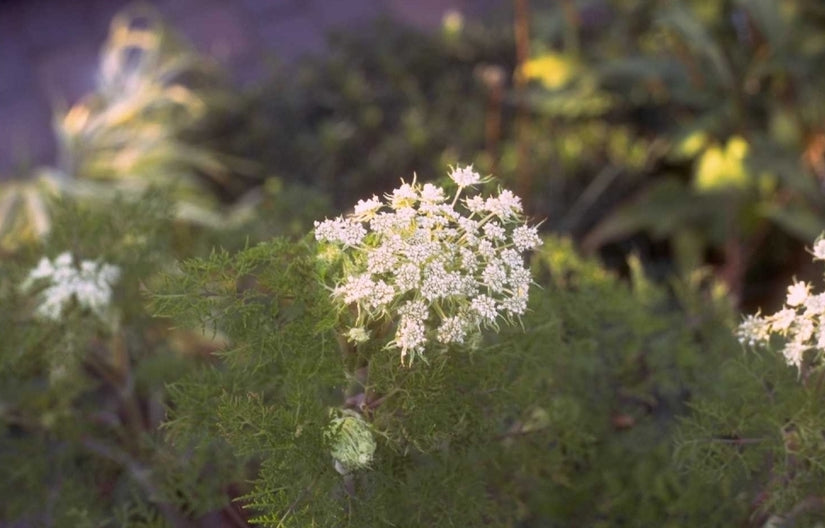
top-left (786, 281), bottom-right (810, 307)
top-left (448, 165), bottom-right (482, 188)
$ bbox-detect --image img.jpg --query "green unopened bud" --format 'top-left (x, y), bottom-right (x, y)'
top-left (325, 410), bottom-right (376, 473)
top-left (346, 326), bottom-right (370, 344)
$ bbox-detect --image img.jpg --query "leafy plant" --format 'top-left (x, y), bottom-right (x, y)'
top-left (0, 5), bottom-right (327, 253)
top-left (0, 191), bottom-right (248, 526)
top-left (526, 0), bottom-right (825, 304)
top-left (151, 169), bottom-right (769, 524)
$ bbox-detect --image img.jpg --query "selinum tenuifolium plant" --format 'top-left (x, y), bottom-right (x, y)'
top-left (315, 165), bottom-right (542, 365)
top-left (737, 235), bottom-right (825, 373)
top-left (316, 165), bottom-right (541, 473)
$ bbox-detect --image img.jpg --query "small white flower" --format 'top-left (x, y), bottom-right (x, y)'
top-left (476, 239), bottom-right (496, 259)
top-left (437, 315), bottom-right (469, 344)
top-left (794, 319), bottom-right (815, 343)
top-left (818, 328), bottom-right (825, 350)
top-left (501, 293), bottom-right (528, 317)
top-left (54, 252), bottom-right (73, 268)
top-left (354, 195), bottom-right (382, 217)
top-left (334, 274), bottom-right (376, 305)
top-left (485, 190), bottom-right (522, 219)
top-left (786, 281), bottom-right (810, 307)
top-left (28, 257), bottom-right (55, 280)
top-left (21, 252), bottom-right (121, 321)
top-left (370, 212), bottom-right (401, 234)
top-left (471, 295), bottom-right (498, 324)
top-left (314, 217), bottom-right (367, 247)
top-left (367, 246), bottom-right (399, 275)
top-left (736, 313), bottom-right (768, 346)
top-left (464, 195), bottom-right (486, 214)
top-left (508, 264), bottom-right (532, 287)
top-left (459, 247), bottom-right (479, 273)
top-left (771, 308), bottom-right (796, 333)
top-left (782, 342), bottom-right (807, 370)
top-left (458, 216), bottom-right (480, 234)
top-left (805, 293), bottom-right (825, 316)
top-left (737, 232), bottom-right (825, 374)
top-left (500, 248), bottom-right (523, 270)
top-left (420, 183), bottom-right (446, 203)
top-left (398, 299), bottom-right (429, 322)
top-left (512, 225), bottom-right (542, 252)
top-left (421, 262), bottom-right (454, 301)
top-left (403, 237), bottom-right (438, 265)
top-left (395, 316), bottom-right (427, 361)
top-left (394, 263), bottom-right (421, 293)
top-left (482, 222), bottom-right (506, 242)
top-left (395, 206), bottom-right (417, 225)
top-left (366, 280), bottom-right (395, 310)
top-left (389, 183), bottom-right (419, 209)
top-left (481, 260), bottom-right (508, 292)
top-left (813, 238), bottom-right (825, 260)
top-left (448, 165), bottom-right (482, 188)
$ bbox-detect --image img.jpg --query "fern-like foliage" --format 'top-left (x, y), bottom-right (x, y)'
top-left (152, 233), bottom-right (756, 526)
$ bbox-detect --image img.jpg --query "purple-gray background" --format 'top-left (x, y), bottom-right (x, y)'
top-left (0, 0), bottom-right (500, 177)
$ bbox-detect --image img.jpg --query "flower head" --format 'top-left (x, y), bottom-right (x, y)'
top-left (314, 217), bottom-right (367, 247)
top-left (738, 232), bottom-right (825, 374)
top-left (786, 281), bottom-right (810, 307)
top-left (448, 165), bottom-right (483, 188)
top-left (21, 252), bottom-right (120, 321)
top-left (315, 167), bottom-right (541, 364)
top-left (353, 195), bottom-right (382, 218)
top-left (813, 237), bottom-right (825, 260)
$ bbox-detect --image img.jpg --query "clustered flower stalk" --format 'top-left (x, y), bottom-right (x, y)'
top-left (737, 236), bottom-right (825, 376)
top-left (316, 165), bottom-right (542, 474)
top-left (315, 165), bottom-right (541, 365)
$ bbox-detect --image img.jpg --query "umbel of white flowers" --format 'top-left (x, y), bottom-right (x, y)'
top-left (737, 236), bottom-right (825, 371)
top-left (20, 252), bottom-right (121, 321)
top-left (314, 165), bottom-right (542, 364)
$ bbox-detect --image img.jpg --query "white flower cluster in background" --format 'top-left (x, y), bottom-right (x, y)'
top-left (325, 410), bottom-right (377, 474)
top-left (315, 165), bottom-right (542, 364)
top-left (20, 252), bottom-right (121, 321)
top-left (736, 235), bottom-right (825, 371)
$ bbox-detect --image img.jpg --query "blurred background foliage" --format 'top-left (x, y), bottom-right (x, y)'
top-left (3, 0), bottom-right (825, 525)
top-left (4, 0), bottom-right (825, 309)
top-left (182, 0), bottom-right (825, 310)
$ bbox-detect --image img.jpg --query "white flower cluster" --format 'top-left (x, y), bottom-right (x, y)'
top-left (315, 166), bottom-right (541, 364)
top-left (20, 252), bottom-right (121, 321)
top-left (736, 235), bottom-right (825, 371)
top-left (325, 410), bottom-right (377, 474)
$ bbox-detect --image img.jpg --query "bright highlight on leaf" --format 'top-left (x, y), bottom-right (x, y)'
top-left (693, 136), bottom-right (750, 191)
top-left (521, 52), bottom-right (578, 90)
